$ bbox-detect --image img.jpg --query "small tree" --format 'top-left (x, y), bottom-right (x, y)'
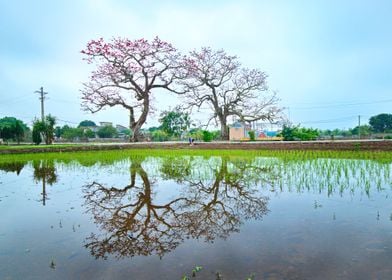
top-left (84, 128), bottom-right (96, 138)
top-left (280, 125), bottom-right (319, 141)
top-left (0, 117), bottom-right (28, 144)
top-left (151, 130), bottom-right (169, 142)
top-left (248, 130), bottom-right (256, 141)
top-left (32, 115), bottom-right (56, 145)
top-left (44, 115), bottom-right (56, 144)
top-left (351, 125), bottom-right (372, 137)
top-left (32, 120), bottom-right (45, 145)
top-left (159, 108), bottom-right (191, 138)
top-left (202, 130), bottom-right (213, 142)
top-left (97, 125), bottom-right (117, 138)
top-left (62, 127), bottom-right (84, 141)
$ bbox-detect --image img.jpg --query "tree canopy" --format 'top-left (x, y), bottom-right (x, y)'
top-left (97, 125), bottom-right (117, 138)
top-left (180, 47), bottom-right (282, 139)
top-left (369, 113), bottom-right (392, 133)
top-left (32, 115), bottom-right (56, 145)
top-left (81, 37), bottom-right (185, 142)
top-left (78, 120), bottom-right (96, 127)
top-left (0, 117), bottom-right (28, 144)
top-left (159, 108), bottom-right (191, 137)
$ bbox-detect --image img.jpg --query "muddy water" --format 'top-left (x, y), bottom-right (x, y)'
top-left (0, 156), bottom-right (391, 279)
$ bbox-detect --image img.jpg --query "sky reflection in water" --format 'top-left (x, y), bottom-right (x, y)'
top-left (0, 155), bottom-right (391, 279)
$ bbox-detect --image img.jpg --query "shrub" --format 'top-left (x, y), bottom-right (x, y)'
top-left (248, 130), bottom-right (256, 141)
top-left (202, 130), bottom-right (213, 142)
top-left (151, 130), bottom-right (169, 142)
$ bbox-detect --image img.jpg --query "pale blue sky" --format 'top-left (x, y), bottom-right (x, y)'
top-left (1, 0), bottom-right (391, 129)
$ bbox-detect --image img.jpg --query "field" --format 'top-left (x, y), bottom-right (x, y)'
top-left (0, 139), bottom-right (391, 155)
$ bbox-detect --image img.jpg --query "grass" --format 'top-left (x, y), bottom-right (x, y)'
top-left (0, 149), bottom-right (391, 165)
top-left (0, 143), bottom-right (82, 150)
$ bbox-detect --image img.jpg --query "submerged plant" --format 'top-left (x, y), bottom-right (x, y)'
top-left (50, 258), bottom-right (56, 269)
top-left (192, 266), bottom-right (203, 277)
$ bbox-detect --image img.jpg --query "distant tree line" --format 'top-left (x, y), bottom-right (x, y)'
top-left (0, 112), bottom-right (390, 145)
top-left (280, 113), bottom-right (392, 141)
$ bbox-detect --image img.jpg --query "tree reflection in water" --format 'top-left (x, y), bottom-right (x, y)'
top-left (83, 156), bottom-right (271, 259)
top-left (32, 160), bottom-right (58, 205)
top-left (0, 161), bottom-right (27, 175)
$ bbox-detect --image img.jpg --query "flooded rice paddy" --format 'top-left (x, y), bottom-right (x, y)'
top-left (0, 151), bottom-right (391, 279)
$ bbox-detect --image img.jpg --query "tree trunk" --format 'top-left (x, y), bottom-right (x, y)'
top-left (219, 116), bottom-right (229, 140)
top-left (129, 97), bottom-right (150, 142)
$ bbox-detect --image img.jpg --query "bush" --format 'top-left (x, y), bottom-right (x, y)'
top-left (32, 124), bottom-right (42, 145)
top-left (281, 125), bottom-right (319, 141)
top-left (97, 125), bottom-right (117, 138)
top-left (202, 130), bottom-right (213, 142)
top-left (248, 130), bottom-right (256, 141)
top-left (151, 130), bottom-right (169, 142)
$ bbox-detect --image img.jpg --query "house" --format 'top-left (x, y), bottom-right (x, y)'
top-left (229, 122), bottom-right (252, 140)
top-left (116, 124), bottom-right (128, 132)
top-left (229, 121), bottom-right (280, 141)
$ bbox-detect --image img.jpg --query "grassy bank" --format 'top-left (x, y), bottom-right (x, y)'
top-left (1, 148), bottom-right (391, 165)
top-left (0, 140), bottom-right (391, 155)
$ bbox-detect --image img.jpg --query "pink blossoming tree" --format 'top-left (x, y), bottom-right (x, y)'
top-left (181, 48), bottom-right (282, 140)
top-left (81, 37), bottom-right (185, 142)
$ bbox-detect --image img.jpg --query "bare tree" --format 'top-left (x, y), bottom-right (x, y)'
top-left (181, 48), bottom-right (282, 139)
top-left (83, 156), bottom-right (270, 259)
top-left (81, 37), bottom-right (184, 142)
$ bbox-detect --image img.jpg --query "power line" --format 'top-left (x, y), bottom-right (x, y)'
top-left (300, 115), bottom-right (357, 124)
top-left (289, 98), bottom-right (392, 110)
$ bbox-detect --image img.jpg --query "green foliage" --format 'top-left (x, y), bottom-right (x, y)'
top-left (369, 113), bottom-right (392, 133)
top-left (351, 125), bottom-right (372, 136)
top-left (44, 115), bottom-right (56, 144)
top-left (0, 117), bottom-right (28, 144)
top-left (97, 125), bottom-right (117, 138)
top-left (54, 126), bottom-right (62, 138)
top-left (58, 125), bottom-right (96, 140)
top-left (210, 130), bottom-right (221, 140)
top-left (319, 128), bottom-right (352, 138)
top-left (32, 128), bottom-right (42, 145)
top-left (151, 130), bottom-right (169, 142)
top-left (159, 108), bottom-right (191, 137)
top-left (202, 130), bottom-right (213, 142)
top-left (187, 128), bottom-right (204, 141)
top-left (121, 128), bottom-right (131, 136)
top-left (32, 115), bottom-right (56, 145)
top-left (62, 127), bottom-right (84, 140)
top-left (78, 120), bottom-right (97, 127)
top-left (181, 265), bottom-right (202, 279)
top-left (248, 130), bottom-right (256, 141)
top-left (32, 120), bottom-right (45, 145)
top-left (84, 128), bottom-right (96, 138)
top-left (281, 125), bottom-right (319, 141)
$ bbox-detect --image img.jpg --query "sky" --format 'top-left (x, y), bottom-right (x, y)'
top-left (1, 0), bottom-right (391, 130)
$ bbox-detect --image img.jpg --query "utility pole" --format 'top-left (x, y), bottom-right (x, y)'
top-left (35, 87), bottom-right (48, 121)
top-left (358, 115), bottom-right (361, 139)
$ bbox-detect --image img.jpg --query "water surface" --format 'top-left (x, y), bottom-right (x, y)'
top-left (0, 155), bottom-right (391, 279)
